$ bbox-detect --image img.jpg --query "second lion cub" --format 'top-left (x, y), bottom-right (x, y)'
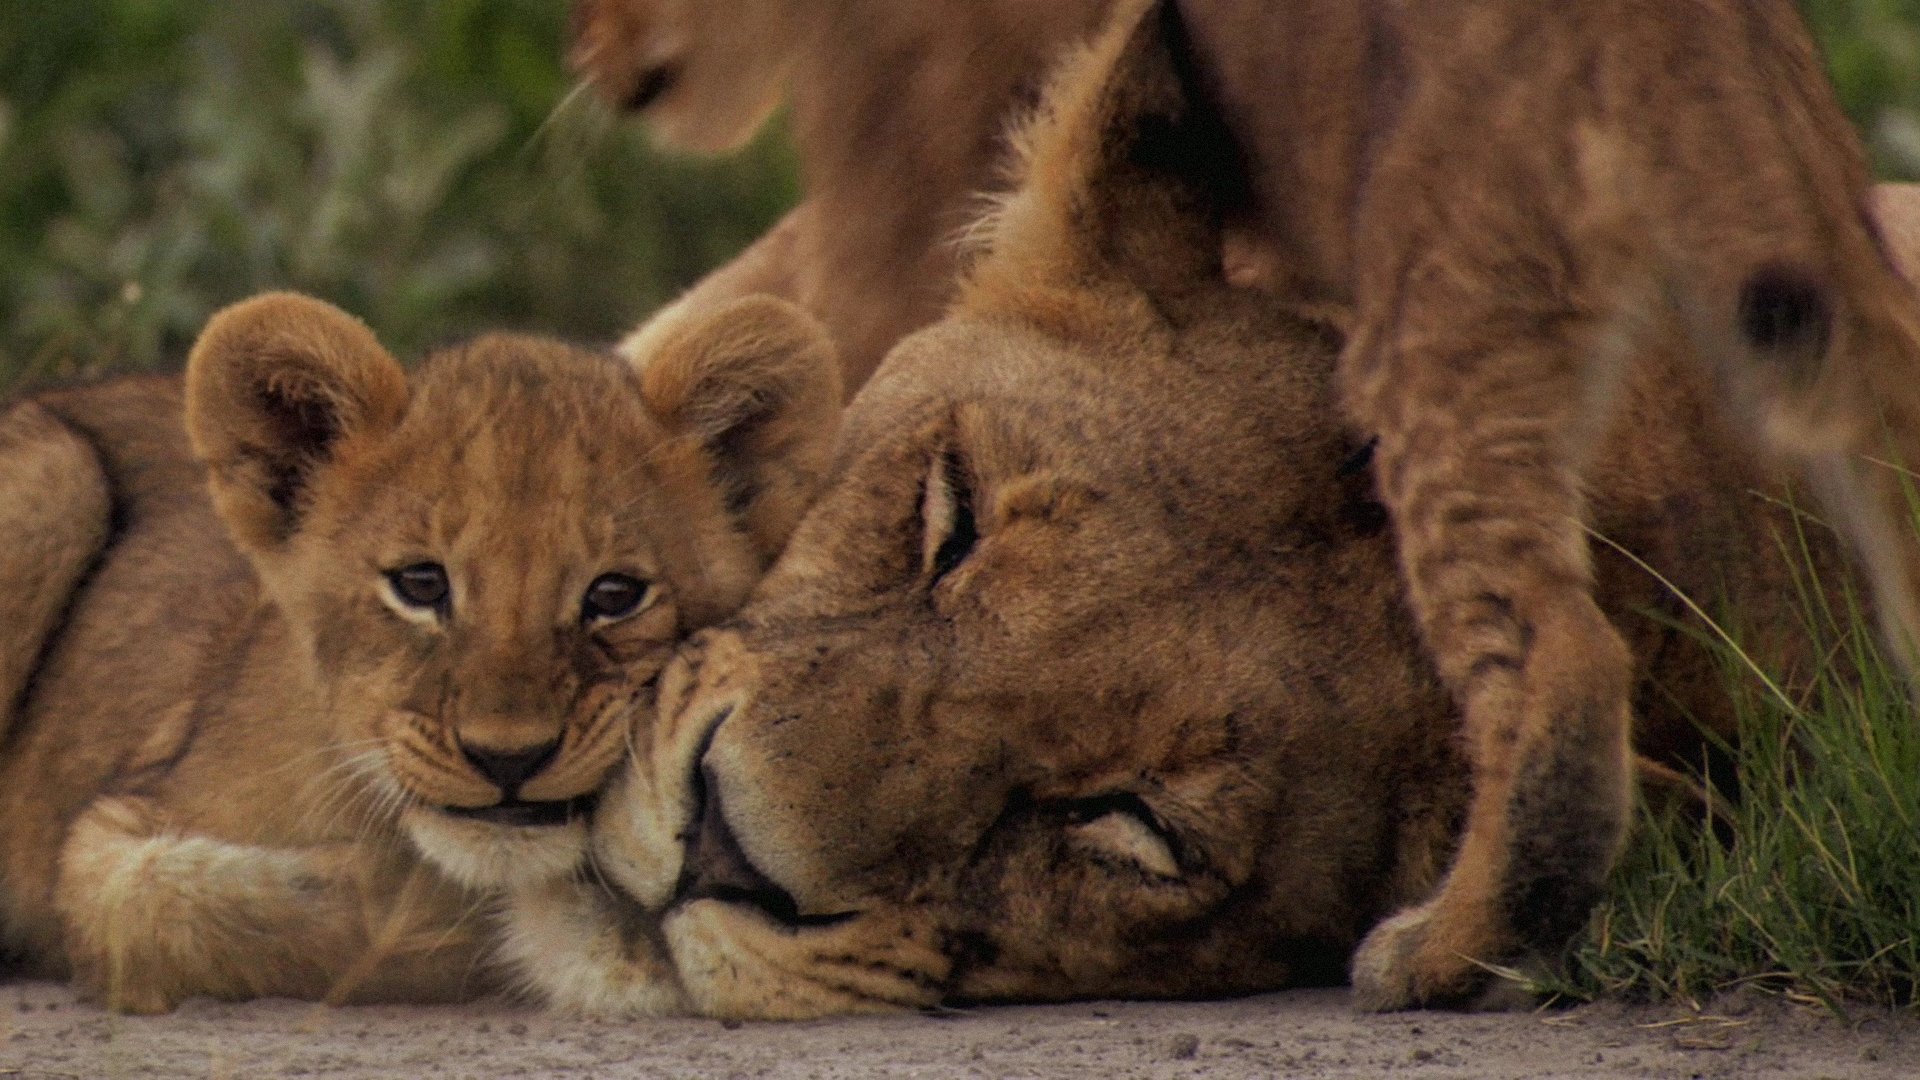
top-left (0, 291), bottom-right (837, 1012)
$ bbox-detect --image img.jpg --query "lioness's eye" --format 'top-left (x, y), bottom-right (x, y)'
top-left (1046, 792), bottom-right (1184, 879)
top-left (922, 448), bottom-right (978, 585)
top-left (583, 573), bottom-right (651, 623)
top-left (386, 562), bottom-right (451, 613)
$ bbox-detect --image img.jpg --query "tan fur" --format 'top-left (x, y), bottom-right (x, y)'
top-left (1173, 0), bottom-right (1920, 1009)
top-left (544, 15), bottom-right (1908, 1018)
top-left (595, 0), bottom-right (1920, 1010)
top-left (0, 292), bottom-right (837, 1012)
top-left (571, 0), bottom-right (1117, 392)
top-left (569, 0), bottom-right (798, 155)
top-left (0, 403), bottom-right (109, 738)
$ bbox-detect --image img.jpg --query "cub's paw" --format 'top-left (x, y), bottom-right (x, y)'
top-left (1349, 902), bottom-right (1540, 1012)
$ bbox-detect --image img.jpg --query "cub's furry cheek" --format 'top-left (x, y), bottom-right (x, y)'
top-left (402, 810), bottom-right (588, 890)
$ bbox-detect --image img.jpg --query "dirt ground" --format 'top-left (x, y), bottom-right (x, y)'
top-left (0, 979), bottom-right (1914, 1079)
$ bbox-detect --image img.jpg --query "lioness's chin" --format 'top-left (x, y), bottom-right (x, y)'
top-left (660, 900), bottom-right (946, 1021)
top-left (404, 807), bottom-right (589, 890)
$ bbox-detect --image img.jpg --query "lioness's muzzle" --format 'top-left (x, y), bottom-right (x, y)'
top-left (672, 762), bottom-right (802, 923)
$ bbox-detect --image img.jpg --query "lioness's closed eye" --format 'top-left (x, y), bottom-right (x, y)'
top-left (0, 290), bottom-right (836, 1013)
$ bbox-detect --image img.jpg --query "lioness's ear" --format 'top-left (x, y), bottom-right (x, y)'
top-left (185, 292), bottom-right (409, 554)
top-left (968, 0), bottom-right (1242, 300)
top-left (636, 295), bottom-right (841, 560)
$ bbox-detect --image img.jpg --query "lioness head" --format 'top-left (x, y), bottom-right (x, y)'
top-left (185, 292), bottom-right (837, 890)
top-left (569, 0), bottom-right (796, 154)
top-left (583, 7), bottom-right (1472, 1018)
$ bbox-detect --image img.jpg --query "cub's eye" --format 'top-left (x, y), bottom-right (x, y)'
top-left (583, 573), bottom-right (651, 623)
top-left (386, 562), bottom-right (451, 614)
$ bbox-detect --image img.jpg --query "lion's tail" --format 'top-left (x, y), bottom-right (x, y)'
top-left (0, 400), bottom-right (111, 746)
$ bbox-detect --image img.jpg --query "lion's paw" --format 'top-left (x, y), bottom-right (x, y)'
top-left (1350, 902), bottom-right (1540, 1012)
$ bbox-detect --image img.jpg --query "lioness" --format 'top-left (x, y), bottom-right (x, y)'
top-left (590, 0), bottom-right (1920, 1010)
top-left (0, 291), bottom-right (837, 1012)
top-left (511, 8), bottom-right (1907, 1019)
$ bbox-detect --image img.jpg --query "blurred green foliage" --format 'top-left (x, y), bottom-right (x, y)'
top-left (0, 0), bottom-right (796, 387)
top-left (0, 1), bottom-right (1916, 390)
top-left (1803, 0), bottom-right (1920, 175)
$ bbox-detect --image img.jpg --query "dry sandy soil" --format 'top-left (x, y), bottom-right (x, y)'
top-left (0, 980), bottom-right (1915, 1079)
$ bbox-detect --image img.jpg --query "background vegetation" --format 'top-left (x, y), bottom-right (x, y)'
top-left (0, 0), bottom-right (795, 388)
top-left (3, 1), bottom-right (1919, 389)
top-left (1560, 553), bottom-right (1920, 1012)
top-left (2, 0), bottom-right (1919, 1012)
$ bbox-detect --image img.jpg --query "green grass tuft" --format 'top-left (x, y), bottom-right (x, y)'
top-left (1559, 520), bottom-right (1920, 1015)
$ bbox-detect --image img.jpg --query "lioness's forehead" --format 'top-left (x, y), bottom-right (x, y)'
top-left (830, 304), bottom-right (1359, 534)
top-left (837, 319), bottom-right (1094, 465)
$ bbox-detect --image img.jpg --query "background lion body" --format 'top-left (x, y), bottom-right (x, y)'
top-left (572, 0), bottom-right (1117, 391)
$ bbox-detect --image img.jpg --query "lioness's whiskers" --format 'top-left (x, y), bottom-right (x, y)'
top-left (519, 80), bottom-right (601, 162)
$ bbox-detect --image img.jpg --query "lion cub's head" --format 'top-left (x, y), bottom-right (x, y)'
top-left (184, 292), bottom-right (837, 889)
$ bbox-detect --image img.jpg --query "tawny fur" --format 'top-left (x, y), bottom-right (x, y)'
top-left (556, 13), bottom-right (1920, 1018)
top-left (0, 292), bottom-right (837, 1012)
top-left (570, 0), bottom-right (1117, 392)
top-left (606, 0), bottom-right (1920, 1009)
top-left (1170, 0), bottom-right (1920, 1008)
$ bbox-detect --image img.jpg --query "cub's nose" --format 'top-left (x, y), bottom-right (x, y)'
top-left (461, 739), bottom-right (561, 795)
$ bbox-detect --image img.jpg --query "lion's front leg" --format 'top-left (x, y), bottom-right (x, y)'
top-left (496, 874), bottom-right (688, 1017)
top-left (55, 796), bottom-right (488, 1012)
top-left (1340, 267), bottom-right (1637, 1010)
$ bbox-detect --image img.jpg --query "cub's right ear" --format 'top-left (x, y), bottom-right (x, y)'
top-left (185, 292), bottom-right (409, 555)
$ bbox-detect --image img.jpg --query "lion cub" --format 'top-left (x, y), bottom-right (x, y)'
top-left (0, 291), bottom-right (836, 1012)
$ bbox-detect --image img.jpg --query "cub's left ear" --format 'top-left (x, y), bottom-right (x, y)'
top-left (635, 295), bottom-right (841, 561)
top-left (185, 292), bottom-right (410, 555)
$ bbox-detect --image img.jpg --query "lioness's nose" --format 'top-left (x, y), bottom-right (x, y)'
top-left (462, 739), bottom-right (561, 794)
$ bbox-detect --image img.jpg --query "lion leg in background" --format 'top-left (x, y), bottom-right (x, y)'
top-left (0, 401), bottom-right (109, 735)
top-left (1342, 248), bottom-right (1637, 1009)
top-left (1716, 237), bottom-right (1920, 681)
top-left (56, 795), bottom-right (480, 1013)
top-left (1836, 184), bottom-right (1920, 674)
top-left (1635, 31), bottom-right (1920, 681)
